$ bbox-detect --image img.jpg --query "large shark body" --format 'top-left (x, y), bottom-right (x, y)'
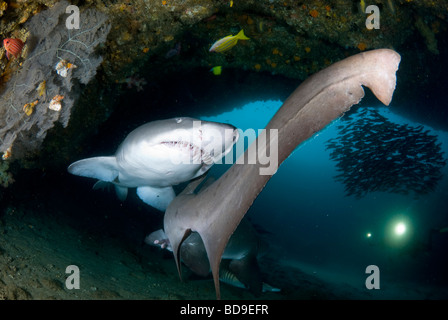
top-left (163, 49), bottom-right (402, 299)
top-left (68, 117), bottom-right (239, 211)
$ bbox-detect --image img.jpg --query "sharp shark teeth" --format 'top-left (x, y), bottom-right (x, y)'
top-left (161, 140), bottom-right (210, 164)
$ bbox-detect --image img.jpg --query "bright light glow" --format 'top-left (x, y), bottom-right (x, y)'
top-left (366, 232), bottom-right (372, 238)
top-left (394, 222), bottom-right (406, 235)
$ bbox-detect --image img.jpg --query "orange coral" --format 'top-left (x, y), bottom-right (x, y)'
top-left (305, 47), bottom-right (311, 53)
top-left (309, 9), bottom-right (319, 18)
top-left (254, 64), bottom-right (261, 71)
top-left (357, 42), bottom-right (367, 51)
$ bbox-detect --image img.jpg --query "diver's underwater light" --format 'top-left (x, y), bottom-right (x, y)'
top-left (394, 222), bottom-right (406, 236)
top-left (385, 216), bottom-right (413, 248)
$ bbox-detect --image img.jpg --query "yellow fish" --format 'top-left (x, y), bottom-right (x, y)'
top-left (210, 66), bottom-right (222, 75)
top-left (209, 29), bottom-right (249, 53)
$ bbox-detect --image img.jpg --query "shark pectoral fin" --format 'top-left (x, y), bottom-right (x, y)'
top-left (136, 186), bottom-right (176, 211)
top-left (68, 156), bottom-right (119, 182)
top-left (178, 174), bottom-right (208, 196)
top-left (229, 255), bottom-right (262, 297)
top-left (114, 185), bottom-right (128, 202)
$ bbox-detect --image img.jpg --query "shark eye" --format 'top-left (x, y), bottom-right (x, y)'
top-left (175, 118), bottom-right (183, 124)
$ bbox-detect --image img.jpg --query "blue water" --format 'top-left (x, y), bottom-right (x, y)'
top-left (199, 100), bottom-right (448, 298)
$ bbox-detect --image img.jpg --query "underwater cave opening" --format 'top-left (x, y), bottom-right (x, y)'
top-left (2, 63), bottom-right (448, 299)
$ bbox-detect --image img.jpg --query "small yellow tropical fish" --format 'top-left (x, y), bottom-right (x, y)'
top-left (209, 29), bottom-right (249, 53)
top-left (210, 66), bottom-right (222, 75)
top-left (230, 0), bottom-right (233, 7)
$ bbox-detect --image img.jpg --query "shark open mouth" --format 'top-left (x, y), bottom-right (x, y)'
top-left (161, 140), bottom-right (213, 164)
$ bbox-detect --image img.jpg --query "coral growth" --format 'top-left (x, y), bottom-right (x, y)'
top-left (0, 0), bottom-right (446, 169)
top-left (0, 1), bottom-right (110, 159)
top-left (415, 17), bottom-right (439, 54)
top-left (0, 160), bottom-right (14, 188)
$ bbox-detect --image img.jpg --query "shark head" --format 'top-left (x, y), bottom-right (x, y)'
top-left (114, 117), bottom-right (239, 187)
top-left (196, 119), bottom-right (239, 165)
top-left (117, 117), bottom-right (238, 171)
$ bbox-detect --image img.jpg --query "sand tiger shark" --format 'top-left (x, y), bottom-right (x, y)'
top-left (163, 49), bottom-right (401, 299)
top-left (68, 117), bottom-right (239, 211)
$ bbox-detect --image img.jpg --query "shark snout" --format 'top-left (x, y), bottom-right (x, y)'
top-left (200, 122), bottom-right (239, 164)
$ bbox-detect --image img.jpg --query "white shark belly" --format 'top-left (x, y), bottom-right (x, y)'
top-left (116, 141), bottom-right (206, 187)
top-left (116, 163), bottom-right (204, 188)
